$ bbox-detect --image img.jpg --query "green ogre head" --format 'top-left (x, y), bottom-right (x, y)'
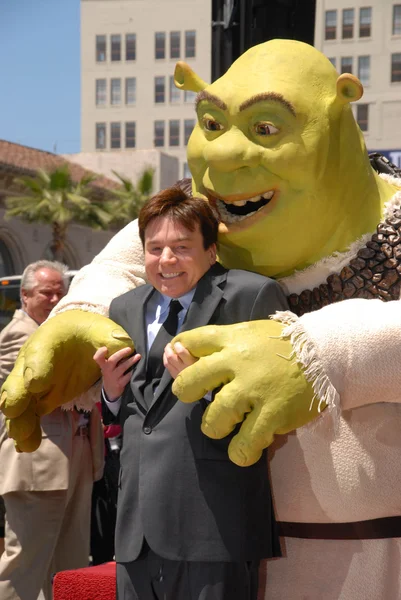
top-left (175, 39), bottom-right (398, 278)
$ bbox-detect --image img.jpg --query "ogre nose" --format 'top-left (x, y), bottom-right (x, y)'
top-left (203, 129), bottom-right (260, 172)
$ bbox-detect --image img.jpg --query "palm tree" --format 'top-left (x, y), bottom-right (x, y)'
top-left (108, 168), bottom-right (154, 225)
top-left (5, 165), bottom-right (115, 261)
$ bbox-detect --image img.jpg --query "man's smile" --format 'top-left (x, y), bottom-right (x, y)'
top-left (159, 272), bottom-right (184, 279)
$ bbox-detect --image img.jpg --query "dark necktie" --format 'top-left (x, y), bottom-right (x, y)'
top-left (144, 299), bottom-right (183, 406)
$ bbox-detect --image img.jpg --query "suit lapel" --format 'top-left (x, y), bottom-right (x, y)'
top-left (129, 286), bottom-right (155, 410)
top-left (149, 264), bottom-right (227, 410)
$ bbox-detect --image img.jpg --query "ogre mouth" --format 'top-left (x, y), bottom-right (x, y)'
top-left (211, 191), bottom-right (275, 224)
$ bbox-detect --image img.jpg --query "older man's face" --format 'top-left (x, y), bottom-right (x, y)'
top-left (21, 268), bottom-right (66, 324)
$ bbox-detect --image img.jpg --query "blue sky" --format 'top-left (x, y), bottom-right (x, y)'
top-left (0, 0), bottom-right (81, 154)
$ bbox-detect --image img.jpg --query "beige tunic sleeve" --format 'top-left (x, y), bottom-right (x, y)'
top-left (275, 298), bottom-right (401, 412)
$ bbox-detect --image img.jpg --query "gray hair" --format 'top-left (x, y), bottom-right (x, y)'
top-left (20, 260), bottom-right (70, 304)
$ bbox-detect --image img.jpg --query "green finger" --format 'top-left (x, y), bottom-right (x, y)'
top-left (172, 353), bottom-right (232, 403)
top-left (6, 400), bottom-right (38, 442)
top-left (227, 404), bottom-right (276, 467)
top-left (172, 324), bottom-right (226, 358)
top-left (201, 384), bottom-right (253, 439)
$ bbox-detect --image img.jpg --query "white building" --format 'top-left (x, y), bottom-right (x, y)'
top-left (314, 0), bottom-right (401, 167)
top-left (80, 0), bottom-right (212, 179)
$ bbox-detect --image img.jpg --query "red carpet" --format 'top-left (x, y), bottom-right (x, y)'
top-left (53, 562), bottom-right (116, 600)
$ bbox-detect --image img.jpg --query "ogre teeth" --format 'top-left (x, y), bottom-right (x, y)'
top-left (232, 200), bottom-right (247, 206)
top-left (262, 191), bottom-right (274, 200)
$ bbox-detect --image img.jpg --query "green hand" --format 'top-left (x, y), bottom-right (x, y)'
top-left (172, 320), bottom-right (318, 467)
top-left (0, 309), bottom-right (134, 451)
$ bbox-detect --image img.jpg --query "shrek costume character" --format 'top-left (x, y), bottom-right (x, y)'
top-left (2, 40), bottom-right (401, 599)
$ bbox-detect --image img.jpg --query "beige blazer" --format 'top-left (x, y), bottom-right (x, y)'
top-left (0, 310), bottom-right (104, 494)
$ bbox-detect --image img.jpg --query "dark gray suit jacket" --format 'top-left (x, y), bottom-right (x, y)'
top-left (104, 263), bottom-right (288, 563)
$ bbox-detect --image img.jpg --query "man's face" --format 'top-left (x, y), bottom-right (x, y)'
top-left (144, 217), bottom-right (216, 298)
top-left (21, 268), bottom-right (67, 324)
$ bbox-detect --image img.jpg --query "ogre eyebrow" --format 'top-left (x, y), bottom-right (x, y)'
top-left (195, 90), bottom-right (228, 112)
top-left (239, 92), bottom-right (296, 117)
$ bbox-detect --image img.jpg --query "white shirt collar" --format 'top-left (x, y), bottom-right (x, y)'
top-left (158, 286), bottom-right (196, 316)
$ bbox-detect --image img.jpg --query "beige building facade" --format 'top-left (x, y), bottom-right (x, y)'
top-left (315, 0), bottom-right (401, 167)
top-left (64, 149), bottom-right (179, 192)
top-left (80, 0), bottom-right (212, 179)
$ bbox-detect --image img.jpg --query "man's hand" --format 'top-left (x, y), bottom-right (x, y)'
top-left (163, 342), bottom-right (198, 379)
top-left (172, 320), bottom-right (318, 467)
top-left (0, 310), bottom-right (134, 451)
top-left (94, 346), bottom-right (141, 401)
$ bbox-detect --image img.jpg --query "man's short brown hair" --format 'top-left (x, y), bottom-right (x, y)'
top-left (138, 186), bottom-right (219, 249)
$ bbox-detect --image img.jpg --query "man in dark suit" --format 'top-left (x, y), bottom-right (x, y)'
top-left (94, 186), bottom-right (288, 600)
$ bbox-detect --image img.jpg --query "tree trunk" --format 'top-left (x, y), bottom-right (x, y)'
top-left (50, 222), bottom-right (67, 262)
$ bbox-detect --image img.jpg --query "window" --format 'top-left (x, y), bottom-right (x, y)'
top-left (184, 90), bottom-right (196, 104)
top-left (170, 31), bottom-right (180, 58)
top-left (169, 76), bottom-right (180, 103)
top-left (155, 32), bottom-right (165, 59)
top-left (111, 34), bottom-right (121, 61)
top-left (154, 77), bottom-right (165, 103)
top-left (325, 10), bottom-right (337, 40)
top-left (125, 77), bottom-right (136, 105)
top-left (356, 104), bottom-right (369, 132)
top-left (125, 122), bottom-right (136, 148)
top-left (358, 55), bottom-right (370, 85)
top-left (342, 9), bottom-right (354, 39)
top-left (169, 120), bottom-right (180, 146)
top-left (184, 119), bottom-right (195, 145)
top-left (185, 31), bottom-right (196, 58)
top-left (111, 78), bottom-right (121, 105)
top-left (392, 53), bottom-right (401, 82)
top-left (96, 35), bottom-right (106, 62)
top-left (341, 56), bottom-right (353, 74)
top-left (393, 5), bottom-right (401, 35)
top-left (110, 122), bottom-right (121, 149)
top-left (328, 57), bottom-right (336, 68)
top-left (96, 123), bottom-right (106, 149)
top-left (154, 120), bottom-right (165, 147)
top-left (95, 79), bottom-right (107, 106)
top-left (183, 162), bottom-right (191, 179)
top-left (126, 34), bottom-right (136, 60)
top-left (359, 7), bottom-right (372, 37)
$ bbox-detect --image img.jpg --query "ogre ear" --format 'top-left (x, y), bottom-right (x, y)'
top-left (174, 62), bottom-right (208, 92)
top-left (336, 73), bottom-right (364, 104)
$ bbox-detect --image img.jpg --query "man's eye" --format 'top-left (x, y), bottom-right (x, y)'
top-left (254, 122), bottom-right (279, 136)
top-left (203, 118), bottom-right (223, 132)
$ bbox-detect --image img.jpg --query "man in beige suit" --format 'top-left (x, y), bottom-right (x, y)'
top-left (0, 260), bottom-right (104, 600)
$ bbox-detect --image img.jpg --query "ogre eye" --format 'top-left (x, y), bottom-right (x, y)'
top-left (254, 122), bottom-right (279, 136)
top-left (203, 117), bottom-right (224, 132)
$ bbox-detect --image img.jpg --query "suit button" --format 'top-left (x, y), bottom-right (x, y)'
top-left (143, 426), bottom-right (152, 435)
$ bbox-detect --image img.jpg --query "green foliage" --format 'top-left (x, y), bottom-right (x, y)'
top-left (5, 165), bottom-right (114, 261)
top-left (107, 167), bottom-right (154, 225)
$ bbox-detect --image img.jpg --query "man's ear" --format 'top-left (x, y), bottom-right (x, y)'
top-left (209, 243), bottom-right (217, 265)
top-left (174, 62), bottom-right (208, 92)
top-left (20, 287), bottom-right (28, 306)
top-left (336, 73), bottom-right (364, 104)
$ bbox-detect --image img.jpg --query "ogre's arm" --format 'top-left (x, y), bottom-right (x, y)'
top-left (52, 219), bottom-right (147, 318)
top-left (274, 297), bottom-right (401, 411)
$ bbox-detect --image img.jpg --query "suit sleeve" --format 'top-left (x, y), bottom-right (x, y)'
top-left (250, 279), bottom-right (289, 320)
top-left (0, 329), bottom-right (29, 389)
top-left (100, 296), bottom-right (125, 426)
